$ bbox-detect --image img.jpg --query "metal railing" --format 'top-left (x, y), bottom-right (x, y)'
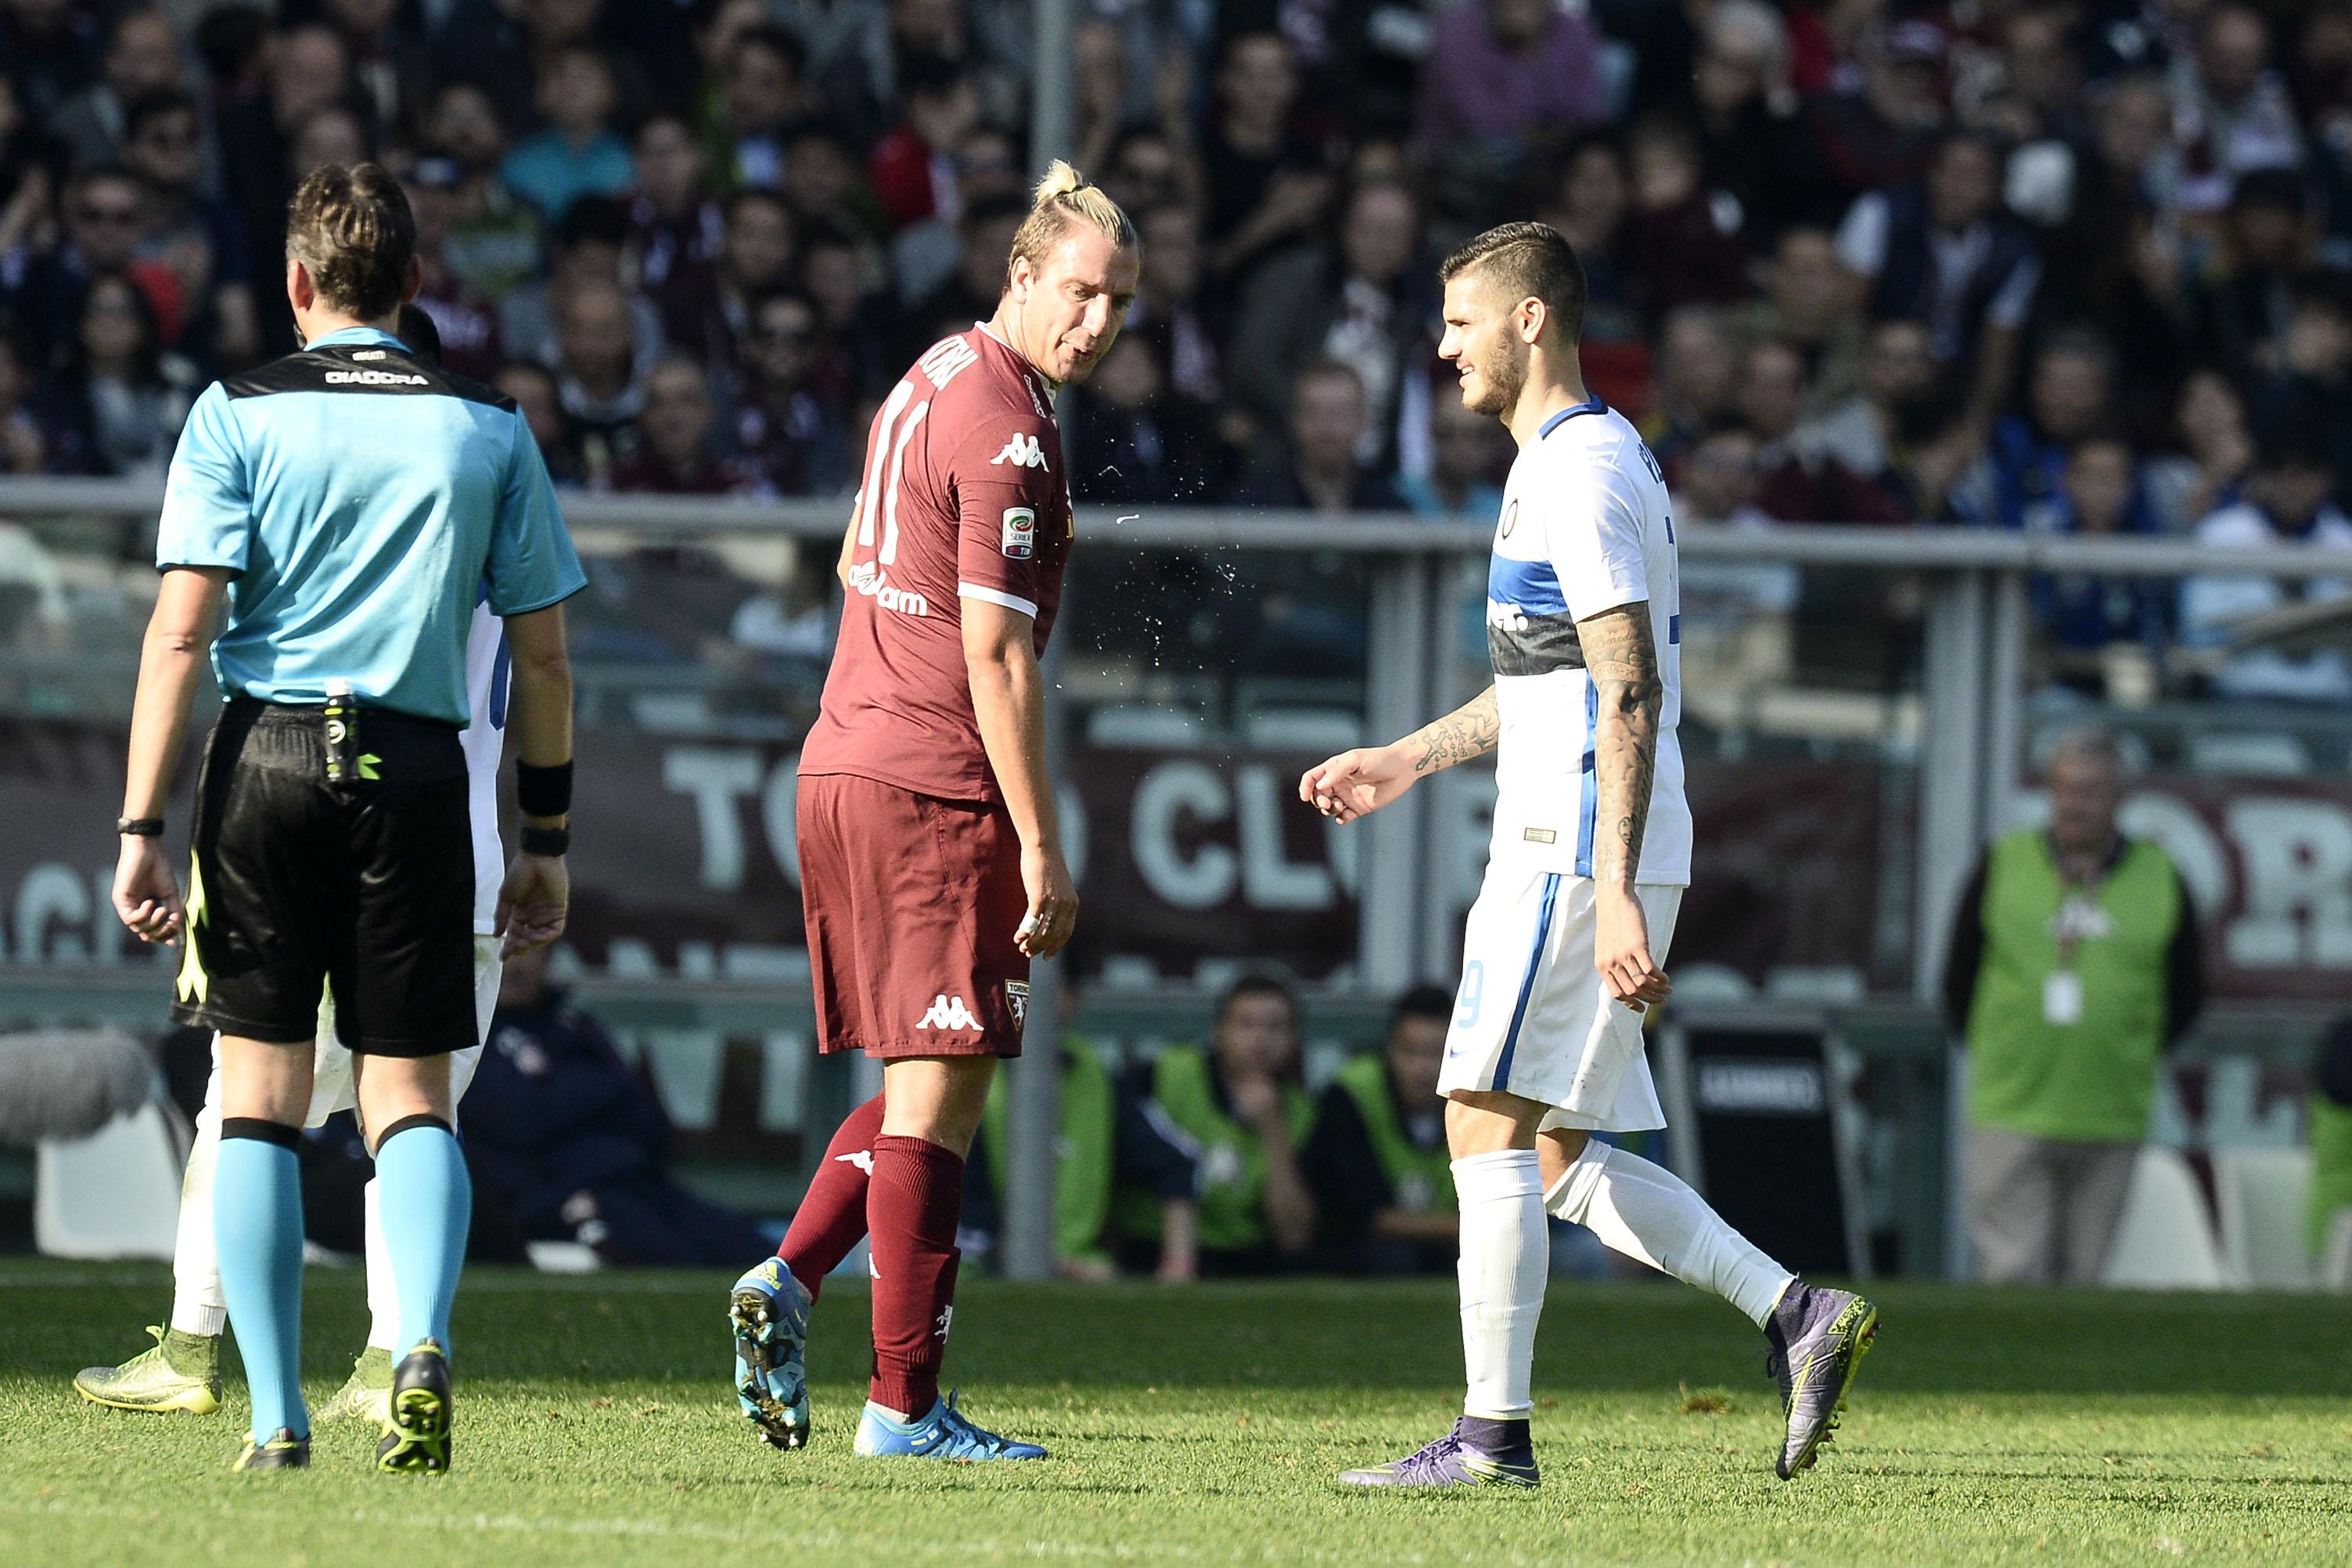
top-left (9, 478), bottom-right (2349, 1279)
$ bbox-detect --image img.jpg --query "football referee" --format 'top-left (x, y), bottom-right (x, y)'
top-left (110, 163), bottom-right (585, 1475)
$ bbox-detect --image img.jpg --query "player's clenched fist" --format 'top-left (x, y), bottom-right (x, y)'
top-left (1016, 841), bottom-right (1079, 958)
top-left (1299, 743), bottom-right (1417, 824)
top-left (113, 834), bottom-right (184, 945)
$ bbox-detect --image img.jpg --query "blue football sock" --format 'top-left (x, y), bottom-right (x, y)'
top-left (373, 1117), bottom-right (471, 1356)
top-left (214, 1123), bottom-right (307, 1442)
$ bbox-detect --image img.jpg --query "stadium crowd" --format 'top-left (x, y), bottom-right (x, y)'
top-left (6, 0), bottom-right (2352, 692)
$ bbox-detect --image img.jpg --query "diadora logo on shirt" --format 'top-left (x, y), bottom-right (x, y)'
top-left (990, 433), bottom-right (1049, 470)
top-left (325, 368), bottom-right (430, 386)
top-left (847, 560), bottom-right (930, 617)
top-left (918, 994), bottom-right (981, 1030)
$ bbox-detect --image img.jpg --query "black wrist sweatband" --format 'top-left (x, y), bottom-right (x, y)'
top-left (520, 824), bottom-right (570, 857)
top-left (516, 760), bottom-right (574, 818)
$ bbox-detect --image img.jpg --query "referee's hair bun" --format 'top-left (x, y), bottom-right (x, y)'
top-left (286, 162), bottom-right (418, 322)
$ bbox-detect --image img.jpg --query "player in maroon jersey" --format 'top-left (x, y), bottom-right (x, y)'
top-left (729, 160), bottom-right (1138, 1462)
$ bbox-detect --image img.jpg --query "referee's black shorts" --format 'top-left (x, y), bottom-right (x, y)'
top-left (171, 698), bottom-right (477, 1056)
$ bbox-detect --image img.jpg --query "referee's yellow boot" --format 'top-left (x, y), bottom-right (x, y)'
top-left (74, 1325), bottom-right (223, 1415)
top-left (316, 1346), bottom-right (394, 1426)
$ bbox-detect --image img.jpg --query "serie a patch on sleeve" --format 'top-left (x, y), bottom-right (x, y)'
top-left (1002, 505), bottom-right (1036, 559)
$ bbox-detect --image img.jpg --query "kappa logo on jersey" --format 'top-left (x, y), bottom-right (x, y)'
top-left (835, 1149), bottom-right (876, 1176)
top-left (1487, 599), bottom-right (1531, 633)
top-left (990, 433), bottom-right (1049, 470)
top-left (325, 369), bottom-right (429, 386)
top-left (918, 993), bottom-right (981, 1030)
top-left (1001, 505), bottom-right (1037, 559)
top-left (847, 560), bottom-right (930, 617)
top-left (933, 1304), bottom-right (954, 1340)
top-left (918, 336), bottom-right (980, 389)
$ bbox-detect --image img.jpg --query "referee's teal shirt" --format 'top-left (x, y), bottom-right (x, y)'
top-left (155, 325), bottom-right (586, 727)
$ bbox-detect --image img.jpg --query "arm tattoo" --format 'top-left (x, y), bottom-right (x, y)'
top-left (1404, 686), bottom-right (1499, 775)
top-left (1577, 606), bottom-right (1661, 886)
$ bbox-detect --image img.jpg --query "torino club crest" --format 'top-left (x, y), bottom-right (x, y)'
top-left (1005, 980), bottom-right (1029, 1025)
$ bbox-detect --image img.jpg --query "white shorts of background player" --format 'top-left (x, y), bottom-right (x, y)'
top-left (1437, 865), bottom-right (1682, 1133)
top-left (169, 935), bottom-right (502, 1340)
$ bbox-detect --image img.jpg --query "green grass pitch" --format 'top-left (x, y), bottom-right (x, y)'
top-left (3, 1262), bottom-right (2348, 1567)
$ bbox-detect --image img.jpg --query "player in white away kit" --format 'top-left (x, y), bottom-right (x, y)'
top-left (75, 308), bottom-right (509, 1429)
top-left (1303, 223), bottom-right (1876, 1486)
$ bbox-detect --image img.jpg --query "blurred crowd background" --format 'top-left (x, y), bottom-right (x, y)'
top-left (0, 0), bottom-right (2349, 534)
top-left (5, 0), bottom-right (2352, 696)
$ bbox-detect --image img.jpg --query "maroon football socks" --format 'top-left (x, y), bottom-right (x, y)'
top-left (777, 1092), bottom-right (886, 1300)
top-left (865, 1132), bottom-right (966, 1419)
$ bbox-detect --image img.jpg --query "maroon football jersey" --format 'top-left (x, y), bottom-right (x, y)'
top-left (797, 325), bottom-right (1074, 802)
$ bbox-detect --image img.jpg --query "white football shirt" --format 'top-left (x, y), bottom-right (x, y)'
top-left (1484, 400), bottom-right (1690, 886)
top-left (460, 595), bottom-right (509, 934)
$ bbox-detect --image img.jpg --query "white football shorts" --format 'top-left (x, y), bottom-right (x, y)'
top-left (1437, 865), bottom-right (1682, 1133)
top-left (202, 935), bottom-right (502, 1130)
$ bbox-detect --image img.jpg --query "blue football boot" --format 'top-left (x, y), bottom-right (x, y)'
top-left (852, 1391), bottom-right (1046, 1460)
top-left (730, 1259), bottom-right (812, 1451)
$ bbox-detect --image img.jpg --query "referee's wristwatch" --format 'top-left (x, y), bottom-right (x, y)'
top-left (117, 817), bottom-right (165, 837)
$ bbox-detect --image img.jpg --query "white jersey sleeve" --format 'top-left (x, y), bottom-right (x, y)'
top-left (460, 595), bottom-right (509, 934)
top-left (1540, 451), bottom-right (1650, 623)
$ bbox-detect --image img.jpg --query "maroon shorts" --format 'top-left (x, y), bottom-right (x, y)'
top-left (797, 771), bottom-right (1029, 1059)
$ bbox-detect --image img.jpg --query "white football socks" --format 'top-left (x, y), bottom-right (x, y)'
top-left (167, 1099), bottom-right (229, 1338)
top-left (1454, 1149), bottom-right (1548, 1422)
top-left (363, 1178), bottom-right (398, 1350)
top-left (1545, 1139), bottom-right (1794, 1328)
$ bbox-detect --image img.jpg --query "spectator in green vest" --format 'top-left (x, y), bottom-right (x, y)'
top-left (1941, 729), bottom-right (2205, 1285)
top-left (1304, 984), bottom-right (1458, 1275)
top-left (1117, 975), bottom-right (1319, 1276)
top-left (962, 1039), bottom-right (1197, 1282)
top-left (2308, 1021), bottom-right (2352, 1265)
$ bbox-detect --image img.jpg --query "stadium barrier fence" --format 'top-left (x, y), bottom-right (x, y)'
top-left (3, 479), bottom-right (2347, 1279)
